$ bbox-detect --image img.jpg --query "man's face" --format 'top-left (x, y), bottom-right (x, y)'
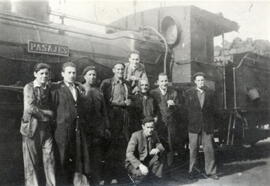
top-left (62, 66), bottom-right (76, 83)
top-left (113, 64), bottom-right (124, 79)
top-left (129, 53), bottom-right (140, 69)
top-left (142, 121), bottom-right (155, 137)
top-left (158, 75), bottom-right (168, 90)
top-left (194, 75), bottom-right (205, 89)
top-left (34, 68), bottom-right (50, 85)
top-left (84, 70), bottom-right (96, 85)
top-left (140, 80), bottom-right (149, 93)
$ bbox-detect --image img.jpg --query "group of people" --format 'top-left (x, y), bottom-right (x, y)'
top-left (20, 50), bottom-right (219, 186)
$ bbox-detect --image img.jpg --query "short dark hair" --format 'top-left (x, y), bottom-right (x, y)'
top-left (142, 116), bottom-right (155, 125)
top-left (128, 50), bottom-right (140, 58)
top-left (62, 62), bottom-right (76, 72)
top-left (33, 63), bottom-right (51, 73)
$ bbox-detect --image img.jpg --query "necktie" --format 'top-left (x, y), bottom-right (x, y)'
top-left (68, 84), bottom-right (77, 101)
top-left (147, 137), bottom-right (152, 154)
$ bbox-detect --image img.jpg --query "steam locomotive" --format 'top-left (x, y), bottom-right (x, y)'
top-left (0, 1), bottom-right (269, 184)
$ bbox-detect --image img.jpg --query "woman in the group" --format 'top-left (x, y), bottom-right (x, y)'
top-left (20, 63), bottom-right (55, 186)
top-left (81, 66), bottom-right (111, 185)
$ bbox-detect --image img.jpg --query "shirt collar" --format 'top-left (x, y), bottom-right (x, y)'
top-left (113, 77), bottom-right (123, 84)
top-left (64, 81), bottom-right (75, 88)
top-left (33, 80), bottom-right (47, 89)
top-left (159, 87), bottom-right (167, 95)
top-left (196, 87), bottom-right (204, 93)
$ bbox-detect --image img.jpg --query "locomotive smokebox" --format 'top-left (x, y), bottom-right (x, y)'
top-left (11, 0), bottom-right (49, 22)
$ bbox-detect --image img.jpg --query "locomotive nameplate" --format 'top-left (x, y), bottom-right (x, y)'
top-left (28, 41), bottom-right (69, 57)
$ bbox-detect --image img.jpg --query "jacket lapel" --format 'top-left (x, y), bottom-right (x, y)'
top-left (192, 88), bottom-right (202, 109)
top-left (140, 131), bottom-right (148, 155)
top-left (62, 82), bottom-right (76, 103)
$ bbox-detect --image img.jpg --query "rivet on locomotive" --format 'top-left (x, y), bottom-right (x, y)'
top-left (0, 0), bottom-right (269, 184)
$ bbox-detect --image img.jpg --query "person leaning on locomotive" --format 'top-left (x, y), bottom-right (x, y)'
top-left (184, 72), bottom-right (219, 180)
top-left (20, 63), bottom-right (56, 186)
top-left (124, 50), bottom-right (148, 94)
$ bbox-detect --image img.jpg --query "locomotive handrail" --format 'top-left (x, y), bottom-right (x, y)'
top-left (0, 13), bottom-right (164, 46)
top-left (0, 85), bottom-right (23, 91)
top-left (234, 53), bottom-right (252, 70)
top-left (140, 26), bottom-right (169, 74)
top-left (232, 53), bottom-right (251, 110)
top-left (50, 10), bottom-right (133, 32)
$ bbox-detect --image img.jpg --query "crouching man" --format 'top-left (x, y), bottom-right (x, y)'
top-left (125, 117), bottom-right (165, 183)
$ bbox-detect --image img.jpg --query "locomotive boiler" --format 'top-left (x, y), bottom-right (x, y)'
top-left (0, 1), bottom-right (270, 184)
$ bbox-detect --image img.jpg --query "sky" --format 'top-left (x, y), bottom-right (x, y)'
top-left (49, 0), bottom-right (270, 45)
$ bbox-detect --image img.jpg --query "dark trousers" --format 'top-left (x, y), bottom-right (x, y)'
top-left (126, 154), bottom-right (164, 183)
top-left (105, 107), bottom-right (130, 181)
top-left (188, 131), bottom-right (217, 175)
top-left (88, 138), bottom-right (107, 184)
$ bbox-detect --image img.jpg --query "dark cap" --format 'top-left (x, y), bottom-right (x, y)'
top-left (142, 116), bottom-right (155, 125)
top-left (33, 63), bottom-right (51, 72)
top-left (82, 66), bottom-right (96, 76)
top-left (192, 72), bottom-right (206, 80)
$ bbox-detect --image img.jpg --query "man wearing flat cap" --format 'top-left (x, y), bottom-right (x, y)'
top-left (125, 117), bottom-right (165, 184)
top-left (184, 72), bottom-right (219, 180)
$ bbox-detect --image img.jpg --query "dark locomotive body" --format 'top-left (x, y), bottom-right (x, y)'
top-left (0, 1), bottom-right (269, 184)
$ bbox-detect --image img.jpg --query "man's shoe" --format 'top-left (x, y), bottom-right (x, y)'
top-left (207, 174), bottom-right (219, 180)
top-left (110, 179), bottom-right (119, 184)
top-left (188, 172), bottom-right (198, 180)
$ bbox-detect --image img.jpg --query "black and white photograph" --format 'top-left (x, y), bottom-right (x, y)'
top-left (0, 0), bottom-right (269, 185)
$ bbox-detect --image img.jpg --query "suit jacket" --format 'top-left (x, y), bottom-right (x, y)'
top-left (150, 87), bottom-right (179, 124)
top-left (126, 130), bottom-right (165, 169)
top-left (51, 81), bottom-right (90, 173)
top-left (51, 81), bottom-right (83, 145)
top-left (184, 86), bottom-right (217, 134)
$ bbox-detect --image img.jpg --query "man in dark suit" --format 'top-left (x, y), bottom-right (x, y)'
top-left (125, 117), bottom-right (165, 183)
top-left (184, 72), bottom-right (219, 180)
top-left (100, 63), bottom-right (132, 184)
top-left (150, 73), bottom-right (179, 165)
top-left (51, 62), bottom-right (90, 185)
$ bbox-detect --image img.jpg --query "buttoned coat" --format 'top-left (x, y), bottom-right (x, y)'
top-left (150, 87), bottom-right (179, 124)
top-left (126, 130), bottom-right (165, 169)
top-left (184, 86), bottom-right (217, 134)
top-left (51, 81), bottom-right (90, 174)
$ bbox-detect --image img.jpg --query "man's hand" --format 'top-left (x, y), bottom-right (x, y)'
top-left (167, 100), bottom-right (175, 107)
top-left (130, 75), bottom-right (139, 81)
top-left (132, 86), bottom-right (140, 94)
top-left (139, 164), bottom-right (149, 176)
top-left (149, 148), bottom-right (160, 155)
top-left (42, 110), bottom-right (54, 117)
top-left (125, 99), bottom-right (131, 106)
